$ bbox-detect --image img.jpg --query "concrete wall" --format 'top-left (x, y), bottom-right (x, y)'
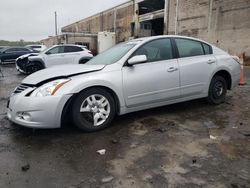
top-left (62, 1), bottom-right (134, 43)
top-left (167, 0), bottom-right (250, 57)
top-left (41, 34), bottom-right (97, 53)
top-left (44, 0), bottom-right (250, 59)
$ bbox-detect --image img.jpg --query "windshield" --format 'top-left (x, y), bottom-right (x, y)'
top-left (86, 43), bottom-right (136, 65)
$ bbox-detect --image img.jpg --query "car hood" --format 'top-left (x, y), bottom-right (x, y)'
top-left (18, 53), bottom-right (39, 60)
top-left (22, 64), bottom-right (105, 86)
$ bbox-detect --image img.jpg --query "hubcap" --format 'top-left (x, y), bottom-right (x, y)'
top-left (213, 81), bottom-right (224, 97)
top-left (80, 94), bottom-right (110, 127)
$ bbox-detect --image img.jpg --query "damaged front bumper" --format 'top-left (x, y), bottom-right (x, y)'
top-left (7, 89), bottom-right (72, 129)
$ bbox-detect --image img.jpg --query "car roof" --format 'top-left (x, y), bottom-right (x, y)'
top-left (128, 35), bottom-right (211, 46)
top-left (54, 44), bottom-right (87, 48)
top-left (2, 46), bottom-right (30, 50)
top-left (25, 44), bottom-right (45, 47)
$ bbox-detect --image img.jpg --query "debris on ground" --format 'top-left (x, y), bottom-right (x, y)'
top-left (96, 149), bottom-right (106, 155)
top-left (155, 127), bottom-right (167, 133)
top-left (130, 143), bottom-right (138, 148)
top-left (21, 164), bottom-right (30, 172)
top-left (209, 135), bottom-right (217, 140)
top-left (101, 176), bottom-right (114, 183)
top-left (111, 139), bottom-right (118, 144)
top-left (204, 121), bottom-right (219, 129)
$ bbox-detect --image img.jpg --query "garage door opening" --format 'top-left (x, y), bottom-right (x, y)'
top-left (139, 0), bottom-right (165, 15)
top-left (139, 18), bottom-right (164, 37)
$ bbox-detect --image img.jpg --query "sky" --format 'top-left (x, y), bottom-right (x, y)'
top-left (0, 0), bottom-right (128, 41)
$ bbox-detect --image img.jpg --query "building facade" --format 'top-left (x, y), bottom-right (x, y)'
top-left (41, 0), bottom-right (250, 59)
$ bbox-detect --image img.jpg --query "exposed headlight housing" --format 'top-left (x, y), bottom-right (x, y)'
top-left (30, 79), bottom-right (70, 97)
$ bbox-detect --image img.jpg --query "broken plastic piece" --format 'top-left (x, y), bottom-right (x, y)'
top-left (97, 149), bottom-right (106, 155)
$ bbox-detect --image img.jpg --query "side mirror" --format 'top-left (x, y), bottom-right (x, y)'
top-left (45, 51), bottom-right (51, 55)
top-left (127, 55), bottom-right (147, 66)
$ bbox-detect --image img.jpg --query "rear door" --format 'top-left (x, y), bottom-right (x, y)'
top-left (122, 38), bottom-right (180, 107)
top-left (63, 46), bottom-right (83, 64)
top-left (174, 38), bottom-right (216, 97)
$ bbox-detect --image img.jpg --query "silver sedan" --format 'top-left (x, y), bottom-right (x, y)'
top-left (7, 36), bottom-right (241, 131)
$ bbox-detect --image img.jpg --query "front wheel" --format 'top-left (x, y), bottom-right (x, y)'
top-left (207, 75), bottom-right (227, 104)
top-left (71, 88), bottom-right (116, 132)
top-left (27, 63), bottom-right (42, 74)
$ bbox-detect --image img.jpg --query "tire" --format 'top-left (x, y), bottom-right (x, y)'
top-left (27, 63), bottom-right (42, 74)
top-left (71, 88), bottom-right (116, 132)
top-left (207, 75), bottom-right (227, 104)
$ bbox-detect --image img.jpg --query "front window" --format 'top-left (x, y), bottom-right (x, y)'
top-left (86, 43), bottom-right (136, 65)
top-left (132, 38), bottom-right (173, 62)
top-left (46, 46), bottom-right (63, 54)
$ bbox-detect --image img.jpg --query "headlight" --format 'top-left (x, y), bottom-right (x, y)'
top-left (30, 79), bottom-right (70, 97)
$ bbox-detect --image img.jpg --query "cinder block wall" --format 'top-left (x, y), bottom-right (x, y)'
top-left (167, 0), bottom-right (250, 59)
top-left (62, 2), bottom-right (134, 43)
top-left (59, 0), bottom-right (250, 60)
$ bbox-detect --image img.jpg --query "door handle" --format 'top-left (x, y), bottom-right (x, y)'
top-left (207, 59), bottom-right (216, 64)
top-left (167, 67), bottom-right (178, 72)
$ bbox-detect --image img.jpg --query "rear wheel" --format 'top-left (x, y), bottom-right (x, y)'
top-left (207, 75), bottom-right (227, 104)
top-left (71, 88), bottom-right (116, 132)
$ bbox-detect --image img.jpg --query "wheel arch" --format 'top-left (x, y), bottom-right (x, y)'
top-left (211, 69), bottom-right (232, 90)
top-left (78, 56), bottom-right (92, 64)
top-left (61, 85), bottom-right (121, 126)
top-left (28, 57), bottom-right (45, 68)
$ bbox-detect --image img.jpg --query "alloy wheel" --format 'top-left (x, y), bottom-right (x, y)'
top-left (79, 94), bottom-right (110, 126)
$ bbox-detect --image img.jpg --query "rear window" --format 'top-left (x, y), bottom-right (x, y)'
top-left (30, 45), bottom-right (41, 48)
top-left (64, 46), bottom-right (83, 53)
top-left (202, 43), bottom-right (212, 55)
top-left (175, 38), bottom-right (204, 58)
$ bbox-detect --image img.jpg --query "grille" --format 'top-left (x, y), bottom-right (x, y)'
top-left (13, 84), bottom-right (30, 94)
top-left (16, 58), bottom-right (28, 71)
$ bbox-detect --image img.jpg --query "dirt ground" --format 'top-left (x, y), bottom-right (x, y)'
top-left (0, 64), bottom-right (250, 188)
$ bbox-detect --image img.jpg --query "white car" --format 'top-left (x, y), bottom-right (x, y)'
top-left (25, 44), bottom-right (47, 52)
top-left (8, 35), bottom-right (240, 132)
top-left (16, 44), bottom-right (93, 74)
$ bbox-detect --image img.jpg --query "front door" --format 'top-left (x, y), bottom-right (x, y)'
top-left (122, 38), bottom-right (180, 107)
top-left (44, 46), bottom-right (65, 67)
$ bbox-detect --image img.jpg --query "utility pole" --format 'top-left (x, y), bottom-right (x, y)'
top-left (55, 11), bottom-right (58, 36)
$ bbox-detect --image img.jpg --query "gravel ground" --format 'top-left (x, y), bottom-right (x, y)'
top-left (0, 64), bottom-right (250, 188)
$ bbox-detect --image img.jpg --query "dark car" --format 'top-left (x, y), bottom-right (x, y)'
top-left (0, 46), bottom-right (9, 50)
top-left (0, 47), bottom-right (33, 64)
